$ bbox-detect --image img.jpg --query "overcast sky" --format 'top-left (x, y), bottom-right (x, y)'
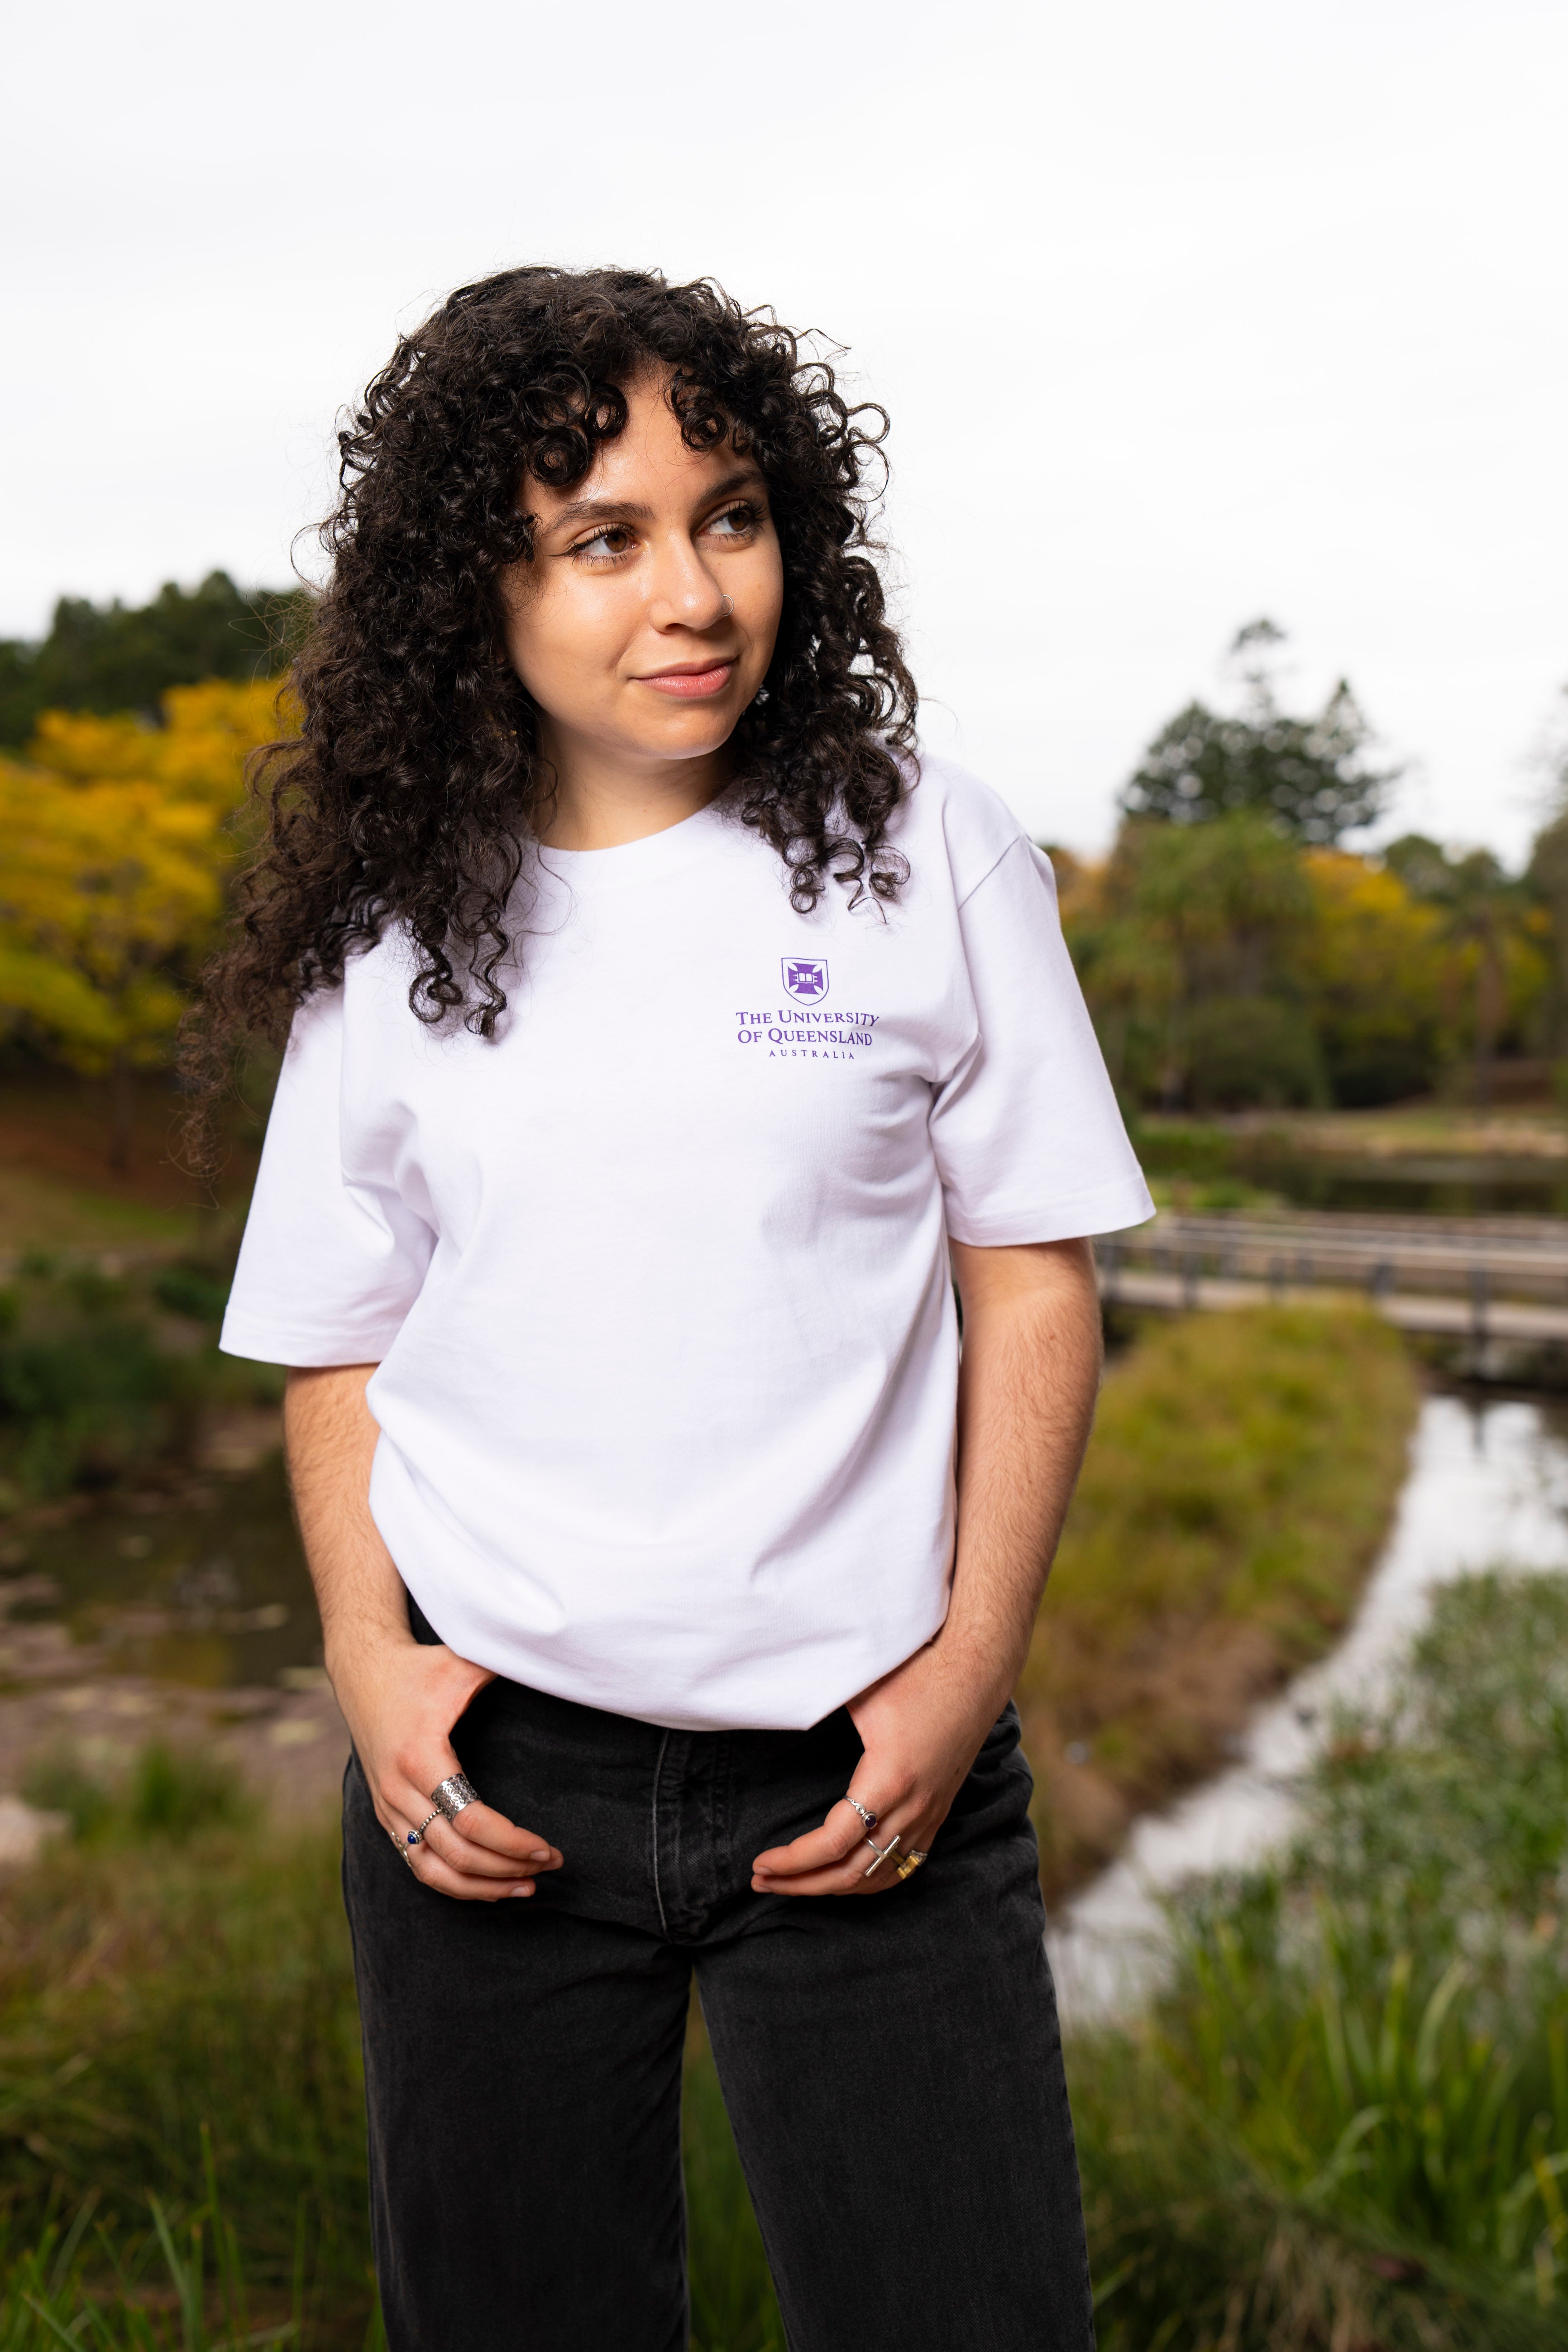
top-left (5, 0), bottom-right (1564, 864)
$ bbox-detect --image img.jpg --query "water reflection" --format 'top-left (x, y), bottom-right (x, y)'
top-left (1232, 1141), bottom-right (1568, 1219)
top-left (1048, 1389), bottom-right (1568, 2022)
top-left (0, 1453), bottom-right (319, 1688)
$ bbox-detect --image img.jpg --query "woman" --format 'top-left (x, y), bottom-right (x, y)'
top-left (208, 265), bottom-right (1151, 2351)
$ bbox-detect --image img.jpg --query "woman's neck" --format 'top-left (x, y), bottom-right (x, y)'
top-left (535, 731), bottom-right (732, 851)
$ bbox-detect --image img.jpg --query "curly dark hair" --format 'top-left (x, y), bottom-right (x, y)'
top-left (185, 264), bottom-right (917, 1143)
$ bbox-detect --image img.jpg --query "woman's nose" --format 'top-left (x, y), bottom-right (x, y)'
top-left (646, 537), bottom-right (729, 631)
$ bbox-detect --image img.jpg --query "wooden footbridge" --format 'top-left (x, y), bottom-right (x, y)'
top-left (1096, 1212), bottom-right (1568, 1343)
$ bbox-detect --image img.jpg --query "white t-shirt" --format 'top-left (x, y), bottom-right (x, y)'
top-left (221, 755), bottom-right (1152, 1731)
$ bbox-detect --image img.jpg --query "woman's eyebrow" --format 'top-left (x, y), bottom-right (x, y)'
top-left (548, 494), bottom-right (655, 530)
top-left (545, 466), bottom-right (767, 533)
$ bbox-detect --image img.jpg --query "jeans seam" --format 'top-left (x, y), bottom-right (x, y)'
top-left (651, 1729), bottom-right (672, 1936)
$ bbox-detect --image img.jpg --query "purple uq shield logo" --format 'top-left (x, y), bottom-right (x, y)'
top-left (782, 957), bottom-right (829, 1003)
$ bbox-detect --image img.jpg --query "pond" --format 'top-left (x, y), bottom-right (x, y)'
top-left (1233, 1142), bottom-right (1568, 1219)
top-left (0, 1451), bottom-right (319, 1690)
top-left (1047, 1387), bottom-right (1568, 2022)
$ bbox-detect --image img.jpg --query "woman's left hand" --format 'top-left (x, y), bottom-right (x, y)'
top-left (749, 1640), bottom-right (1004, 1898)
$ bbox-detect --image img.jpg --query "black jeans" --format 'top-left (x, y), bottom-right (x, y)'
top-left (342, 1607), bottom-right (1095, 2352)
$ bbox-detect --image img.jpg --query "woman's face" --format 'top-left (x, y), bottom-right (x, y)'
top-left (500, 373), bottom-right (784, 780)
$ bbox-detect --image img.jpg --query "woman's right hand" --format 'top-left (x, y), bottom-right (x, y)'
top-left (330, 1631), bottom-right (563, 1901)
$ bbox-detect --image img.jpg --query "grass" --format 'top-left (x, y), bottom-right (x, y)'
top-left (0, 1753), bottom-right (779, 2349)
top-left (0, 1800), bottom-right (370, 2342)
top-left (9, 1626), bottom-right (1568, 2352)
top-left (0, 1169), bottom-right (196, 1256)
top-left (1071, 1568), bottom-right (1568, 2347)
top-left (2, 1565), bottom-right (1565, 2342)
top-left (1135, 1104), bottom-right (1568, 1166)
top-left (1022, 1303), bottom-right (1420, 1897)
top-left (0, 1074), bottom-right (259, 1258)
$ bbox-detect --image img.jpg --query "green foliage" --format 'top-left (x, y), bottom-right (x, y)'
top-left (1119, 619), bottom-right (1398, 843)
top-left (1113, 1572), bottom-right (1568, 2323)
top-left (1023, 1306), bottom-right (1419, 1893)
top-left (1038, 1306), bottom-right (1415, 1669)
top-left (22, 1745), bottom-right (255, 1848)
top-left (0, 2153), bottom-right (363, 2349)
top-left (1184, 995), bottom-right (1327, 1111)
top-left (0, 1818), bottom-right (372, 2326)
top-left (0, 1267), bottom-right (196, 1495)
top-left (0, 577), bottom-right (310, 749)
top-left (1061, 620), bottom-right (1566, 1110)
top-left (8, 1581), bottom-right (1568, 2352)
top-left (1061, 810), bottom-right (1319, 1107)
top-left (683, 2056), bottom-right (784, 2352)
top-left (0, 1258), bottom-right (266, 1495)
top-left (152, 1265), bottom-right (231, 1325)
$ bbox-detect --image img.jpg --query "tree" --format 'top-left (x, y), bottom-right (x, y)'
top-left (0, 766), bottom-right (222, 1167)
top-left (1526, 688), bottom-right (1568, 1057)
top-left (1062, 812), bottom-right (1319, 1108)
top-left (1384, 835), bottom-right (1545, 1108)
top-left (1295, 851), bottom-right (1445, 1104)
top-left (0, 679), bottom-right (293, 1166)
top-left (0, 574), bottom-right (311, 747)
top-left (1119, 618), bottom-right (1399, 843)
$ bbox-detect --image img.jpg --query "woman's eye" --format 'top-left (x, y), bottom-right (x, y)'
top-left (571, 525), bottom-right (636, 563)
top-left (705, 505), bottom-right (757, 540)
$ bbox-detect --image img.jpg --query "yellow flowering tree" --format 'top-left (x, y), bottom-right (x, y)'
top-left (0, 680), bottom-right (292, 1166)
top-left (1295, 852), bottom-right (1448, 1106)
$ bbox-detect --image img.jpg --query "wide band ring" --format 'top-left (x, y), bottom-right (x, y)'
top-left (862, 1833), bottom-right (902, 1878)
top-left (431, 1774), bottom-right (479, 1821)
top-left (406, 1811), bottom-right (440, 1846)
top-left (895, 1849), bottom-right (929, 1881)
top-left (845, 1794), bottom-right (878, 1833)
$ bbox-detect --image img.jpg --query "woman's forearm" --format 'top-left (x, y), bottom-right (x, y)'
top-left (283, 1362), bottom-right (411, 1669)
top-left (942, 1237), bottom-right (1103, 1706)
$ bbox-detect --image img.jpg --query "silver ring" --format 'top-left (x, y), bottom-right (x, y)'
top-left (431, 1774), bottom-right (479, 1821)
top-left (862, 1833), bottom-right (902, 1879)
top-left (407, 1811), bottom-right (440, 1846)
top-left (845, 1794), bottom-right (878, 1832)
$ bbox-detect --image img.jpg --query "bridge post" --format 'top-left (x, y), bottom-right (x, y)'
top-left (1470, 1266), bottom-right (1489, 1344)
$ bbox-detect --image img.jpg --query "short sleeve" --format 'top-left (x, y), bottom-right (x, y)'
top-left (931, 838), bottom-right (1154, 1246)
top-left (219, 988), bottom-right (435, 1366)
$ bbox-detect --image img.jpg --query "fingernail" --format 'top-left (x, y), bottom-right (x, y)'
top-left (526, 1850), bottom-right (550, 1865)
top-left (509, 1883), bottom-right (534, 1898)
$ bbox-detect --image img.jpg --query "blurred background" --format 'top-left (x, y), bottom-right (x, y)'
top-left (1, 5), bottom-right (1568, 2348)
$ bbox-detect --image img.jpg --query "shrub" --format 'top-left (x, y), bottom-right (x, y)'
top-left (1184, 994), bottom-right (1327, 1110)
top-left (152, 1265), bottom-right (231, 1325)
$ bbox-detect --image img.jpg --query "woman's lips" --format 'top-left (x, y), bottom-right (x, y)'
top-left (635, 660), bottom-right (735, 699)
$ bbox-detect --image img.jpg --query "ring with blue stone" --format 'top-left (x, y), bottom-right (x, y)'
top-left (407, 1811), bottom-right (440, 1846)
